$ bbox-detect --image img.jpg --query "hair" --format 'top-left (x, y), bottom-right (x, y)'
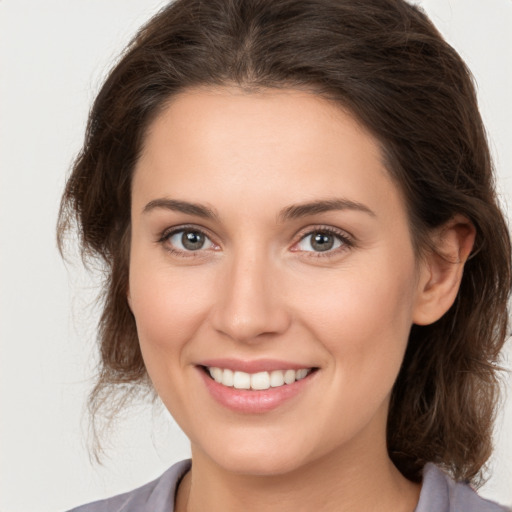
top-left (58, 0), bottom-right (511, 484)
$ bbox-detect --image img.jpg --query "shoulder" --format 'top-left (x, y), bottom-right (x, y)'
top-left (65, 460), bottom-right (191, 512)
top-left (416, 463), bottom-right (510, 512)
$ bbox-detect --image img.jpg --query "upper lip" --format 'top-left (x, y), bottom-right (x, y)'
top-left (198, 358), bottom-right (315, 373)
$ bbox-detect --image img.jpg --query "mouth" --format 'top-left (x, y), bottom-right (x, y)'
top-left (202, 366), bottom-right (315, 391)
top-left (197, 358), bottom-right (319, 413)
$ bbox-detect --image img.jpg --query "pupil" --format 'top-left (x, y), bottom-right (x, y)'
top-left (182, 231), bottom-right (205, 250)
top-left (312, 233), bottom-right (333, 252)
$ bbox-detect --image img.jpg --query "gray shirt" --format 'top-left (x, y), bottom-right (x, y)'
top-left (67, 459), bottom-right (509, 511)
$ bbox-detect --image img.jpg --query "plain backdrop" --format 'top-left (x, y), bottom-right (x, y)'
top-left (1, 1), bottom-right (511, 510)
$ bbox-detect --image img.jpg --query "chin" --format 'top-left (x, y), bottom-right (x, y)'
top-left (192, 433), bottom-right (312, 477)
top-left (218, 451), bottom-right (309, 477)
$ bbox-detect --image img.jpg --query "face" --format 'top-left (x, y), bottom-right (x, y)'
top-left (129, 87), bottom-right (427, 476)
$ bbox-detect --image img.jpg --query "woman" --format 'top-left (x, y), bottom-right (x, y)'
top-left (59, 0), bottom-right (511, 510)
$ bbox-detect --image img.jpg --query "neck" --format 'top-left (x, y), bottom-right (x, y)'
top-left (175, 423), bottom-right (420, 512)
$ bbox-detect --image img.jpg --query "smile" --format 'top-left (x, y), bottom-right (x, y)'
top-left (198, 361), bottom-right (319, 413)
top-left (206, 366), bottom-right (313, 391)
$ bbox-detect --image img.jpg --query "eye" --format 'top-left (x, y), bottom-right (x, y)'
top-left (295, 229), bottom-right (349, 253)
top-left (163, 228), bottom-right (216, 253)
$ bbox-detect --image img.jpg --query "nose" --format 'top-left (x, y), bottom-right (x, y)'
top-left (210, 251), bottom-right (291, 343)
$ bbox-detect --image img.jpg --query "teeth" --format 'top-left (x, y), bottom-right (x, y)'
top-left (222, 368), bottom-right (234, 387)
top-left (296, 369), bottom-right (308, 380)
top-left (207, 367), bottom-right (312, 390)
top-left (251, 371), bottom-right (270, 390)
top-left (284, 369), bottom-right (296, 385)
top-left (211, 367), bottom-right (223, 383)
top-left (233, 371), bottom-right (251, 389)
top-left (270, 370), bottom-right (285, 387)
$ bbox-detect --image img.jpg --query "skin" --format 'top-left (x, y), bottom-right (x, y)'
top-left (128, 87), bottom-right (475, 512)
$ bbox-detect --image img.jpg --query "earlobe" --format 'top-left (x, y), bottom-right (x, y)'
top-left (413, 215), bottom-right (476, 326)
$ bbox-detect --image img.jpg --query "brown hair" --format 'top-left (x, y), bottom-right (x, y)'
top-left (58, 0), bottom-right (511, 484)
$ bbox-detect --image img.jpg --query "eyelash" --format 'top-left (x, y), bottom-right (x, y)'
top-left (158, 224), bottom-right (217, 258)
top-left (292, 226), bottom-right (354, 257)
top-left (157, 224), bottom-right (354, 258)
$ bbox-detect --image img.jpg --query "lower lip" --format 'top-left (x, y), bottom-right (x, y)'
top-left (198, 368), bottom-right (315, 413)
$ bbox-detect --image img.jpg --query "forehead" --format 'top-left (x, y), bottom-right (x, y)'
top-left (143, 86), bottom-right (374, 150)
top-left (132, 86), bottom-right (405, 225)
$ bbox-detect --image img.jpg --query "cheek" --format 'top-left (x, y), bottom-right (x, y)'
top-left (294, 255), bottom-right (418, 379)
top-left (128, 257), bottom-right (214, 361)
top-left (295, 263), bottom-right (418, 437)
top-left (128, 261), bottom-right (217, 416)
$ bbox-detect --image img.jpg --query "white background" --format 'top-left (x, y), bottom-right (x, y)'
top-left (1, 1), bottom-right (511, 510)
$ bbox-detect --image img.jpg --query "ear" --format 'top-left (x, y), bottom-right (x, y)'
top-left (413, 215), bottom-right (476, 326)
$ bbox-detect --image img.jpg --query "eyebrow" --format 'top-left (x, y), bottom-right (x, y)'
top-left (278, 198), bottom-right (376, 221)
top-left (143, 198), bottom-right (217, 219)
top-left (142, 197), bottom-right (375, 221)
